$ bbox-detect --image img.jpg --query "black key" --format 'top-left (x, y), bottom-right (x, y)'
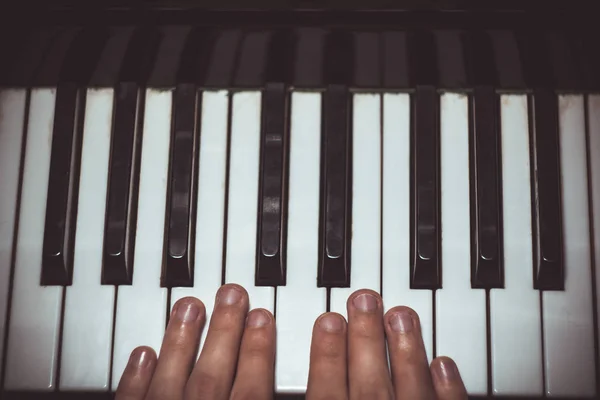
top-left (41, 84), bottom-right (84, 286)
top-left (177, 27), bottom-right (216, 86)
top-left (102, 28), bottom-right (161, 285)
top-left (254, 31), bottom-right (295, 286)
top-left (469, 86), bottom-right (504, 288)
top-left (318, 30), bottom-right (353, 287)
top-left (41, 29), bottom-right (107, 286)
top-left (255, 83), bottom-right (288, 286)
top-left (463, 31), bottom-right (504, 288)
top-left (530, 89), bottom-right (564, 290)
top-left (410, 86), bottom-right (441, 289)
top-left (318, 85), bottom-right (352, 287)
top-left (163, 83), bottom-right (198, 287)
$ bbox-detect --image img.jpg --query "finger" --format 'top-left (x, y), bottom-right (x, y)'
top-left (384, 306), bottom-right (436, 400)
top-left (186, 284), bottom-right (249, 400)
top-left (430, 357), bottom-right (468, 400)
top-left (145, 297), bottom-right (206, 400)
top-left (347, 290), bottom-right (394, 399)
top-left (306, 312), bottom-right (348, 400)
top-left (229, 309), bottom-right (276, 400)
top-left (115, 346), bottom-right (157, 400)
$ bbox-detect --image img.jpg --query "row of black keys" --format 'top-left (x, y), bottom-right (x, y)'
top-left (40, 82), bottom-right (562, 291)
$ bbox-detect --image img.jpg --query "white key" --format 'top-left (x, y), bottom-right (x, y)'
top-left (330, 93), bottom-right (381, 317)
top-left (60, 89), bottom-right (115, 390)
top-left (588, 95), bottom-right (600, 374)
top-left (543, 95), bottom-right (595, 397)
top-left (382, 93), bottom-right (433, 363)
top-left (490, 95), bottom-right (543, 395)
top-left (112, 90), bottom-right (171, 389)
top-left (0, 89), bottom-right (27, 379)
top-left (171, 91), bottom-right (229, 351)
top-left (5, 89), bottom-right (62, 390)
top-left (225, 92), bottom-right (274, 312)
top-left (276, 92), bottom-right (327, 393)
top-left (436, 93), bottom-right (487, 395)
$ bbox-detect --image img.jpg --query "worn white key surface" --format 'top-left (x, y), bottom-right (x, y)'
top-left (276, 92), bottom-right (327, 393)
top-left (381, 93), bottom-right (433, 363)
top-left (490, 95), bottom-right (543, 395)
top-left (330, 93), bottom-right (381, 317)
top-left (588, 95), bottom-right (600, 378)
top-left (542, 95), bottom-right (596, 397)
top-left (112, 90), bottom-right (171, 390)
top-left (171, 91), bottom-right (229, 353)
top-left (0, 89), bottom-right (27, 381)
top-left (436, 93), bottom-right (487, 395)
top-left (224, 92), bottom-right (274, 312)
top-left (5, 89), bottom-right (62, 390)
top-left (60, 89), bottom-right (115, 390)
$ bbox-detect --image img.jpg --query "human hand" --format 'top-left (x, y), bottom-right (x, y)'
top-left (115, 285), bottom-right (467, 399)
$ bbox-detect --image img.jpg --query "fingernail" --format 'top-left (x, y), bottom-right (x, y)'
top-left (247, 309), bottom-right (271, 328)
top-left (174, 301), bottom-right (200, 322)
top-left (128, 348), bottom-right (152, 370)
top-left (435, 358), bottom-right (460, 383)
top-left (218, 286), bottom-right (243, 306)
top-left (318, 313), bottom-right (344, 333)
top-left (352, 293), bottom-right (378, 313)
top-left (389, 311), bottom-right (414, 333)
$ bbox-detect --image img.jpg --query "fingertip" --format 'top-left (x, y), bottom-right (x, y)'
top-left (246, 308), bottom-right (274, 328)
top-left (128, 346), bottom-right (157, 370)
top-left (430, 356), bottom-right (468, 399)
top-left (347, 289), bottom-right (382, 314)
top-left (216, 283), bottom-right (249, 307)
top-left (171, 297), bottom-right (206, 323)
top-left (315, 312), bottom-right (346, 333)
top-left (115, 347), bottom-right (157, 400)
top-left (384, 306), bottom-right (421, 334)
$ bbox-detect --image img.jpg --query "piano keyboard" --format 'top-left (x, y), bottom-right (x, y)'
top-left (1, 24), bottom-right (599, 398)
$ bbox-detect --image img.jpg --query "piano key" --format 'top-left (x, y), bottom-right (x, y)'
top-left (276, 92), bottom-right (327, 393)
top-left (490, 94), bottom-right (543, 396)
top-left (542, 95), bottom-right (596, 397)
top-left (170, 90), bottom-right (229, 354)
top-left (469, 86), bottom-right (503, 288)
top-left (0, 89), bottom-right (27, 383)
top-left (382, 92), bottom-right (433, 363)
top-left (40, 83), bottom-right (83, 286)
top-left (517, 30), bottom-right (554, 88)
top-left (225, 91), bottom-right (274, 311)
top-left (255, 83), bottom-right (288, 286)
top-left (317, 86), bottom-right (351, 287)
top-left (588, 95), bottom-right (600, 385)
top-left (59, 89), bottom-right (115, 390)
top-left (530, 90), bottom-right (564, 290)
top-left (102, 28), bottom-right (161, 285)
top-left (354, 31), bottom-right (380, 88)
top-left (111, 90), bottom-right (171, 390)
top-left (204, 30), bottom-right (241, 87)
top-left (4, 89), bottom-right (61, 390)
top-left (101, 82), bottom-right (142, 285)
top-left (294, 28), bottom-right (325, 87)
top-left (163, 84), bottom-right (197, 288)
top-left (330, 93), bottom-right (381, 317)
top-left (411, 86), bottom-right (441, 289)
top-left (382, 31), bottom-right (410, 89)
top-left (546, 32), bottom-right (582, 91)
top-left (234, 31), bottom-right (270, 87)
top-left (436, 93), bottom-right (487, 395)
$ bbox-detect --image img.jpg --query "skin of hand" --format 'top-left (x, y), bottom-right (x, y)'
top-left (116, 284), bottom-right (468, 400)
